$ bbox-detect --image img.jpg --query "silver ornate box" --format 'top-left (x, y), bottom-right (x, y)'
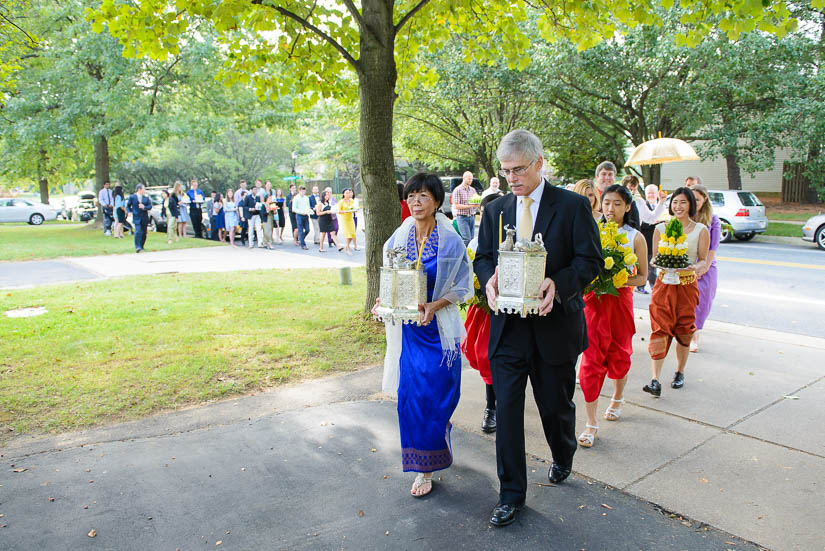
top-left (495, 226), bottom-right (547, 317)
top-left (375, 245), bottom-right (427, 325)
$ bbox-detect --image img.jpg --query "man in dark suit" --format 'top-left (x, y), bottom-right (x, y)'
top-left (474, 129), bottom-right (602, 527)
top-left (128, 184), bottom-right (153, 253)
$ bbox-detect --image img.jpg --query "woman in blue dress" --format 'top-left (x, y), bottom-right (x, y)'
top-left (223, 187), bottom-right (239, 246)
top-left (373, 173), bottom-right (473, 498)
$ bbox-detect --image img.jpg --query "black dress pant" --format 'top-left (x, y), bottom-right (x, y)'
top-left (490, 315), bottom-right (578, 505)
top-left (641, 222), bottom-right (657, 287)
top-left (190, 207), bottom-right (203, 238)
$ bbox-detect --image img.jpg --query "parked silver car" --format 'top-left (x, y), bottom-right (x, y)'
top-left (707, 190), bottom-right (768, 242)
top-left (0, 198), bottom-right (59, 225)
top-left (802, 213), bottom-right (825, 250)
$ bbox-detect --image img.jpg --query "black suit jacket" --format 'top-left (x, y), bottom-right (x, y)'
top-left (474, 183), bottom-right (602, 364)
top-left (127, 194), bottom-right (152, 225)
top-left (308, 194), bottom-right (320, 219)
top-left (241, 193), bottom-right (260, 220)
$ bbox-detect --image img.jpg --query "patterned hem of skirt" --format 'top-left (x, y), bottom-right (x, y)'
top-left (401, 447), bottom-right (453, 472)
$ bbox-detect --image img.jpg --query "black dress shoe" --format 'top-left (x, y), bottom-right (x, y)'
top-left (481, 408), bottom-right (497, 433)
top-left (671, 371), bottom-right (685, 389)
top-left (643, 379), bottom-right (662, 397)
top-left (490, 502), bottom-right (524, 527)
top-left (548, 463), bottom-right (571, 484)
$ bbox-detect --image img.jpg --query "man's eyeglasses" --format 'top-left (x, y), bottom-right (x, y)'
top-left (406, 194), bottom-right (434, 204)
top-left (499, 161), bottom-right (535, 178)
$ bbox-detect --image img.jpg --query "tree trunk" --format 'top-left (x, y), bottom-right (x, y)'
top-left (640, 164), bottom-right (661, 190)
top-left (37, 148), bottom-right (50, 205)
top-left (94, 134), bottom-right (110, 227)
top-left (359, 0), bottom-right (400, 311)
top-left (725, 152), bottom-right (743, 190)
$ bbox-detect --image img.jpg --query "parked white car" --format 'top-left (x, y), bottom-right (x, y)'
top-left (0, 198), bottom-right (59, 225)
top-left (706, 190), bottom-right (768, 242)
top-left (802, 213), bottom-right (825, 250)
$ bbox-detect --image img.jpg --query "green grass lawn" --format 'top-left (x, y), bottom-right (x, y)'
top-left (769, 213), bottom-right (814, 222)
top-left (0, 222), bottom-right (221, 262)
top-left (762, 222), bottom-right (804, 237)
top-left (0, 268), bottom-right (383, 441)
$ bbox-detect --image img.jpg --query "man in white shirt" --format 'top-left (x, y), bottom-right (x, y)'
top-left (481, 177), bottom-right (501, 198)
top-left (637, 184), bottom-right (668, 293)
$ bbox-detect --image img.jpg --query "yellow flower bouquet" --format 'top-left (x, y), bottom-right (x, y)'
top-left (461, 247), bottom-right (491, 314)
top-left (583, 221), bottom-right (638, 298)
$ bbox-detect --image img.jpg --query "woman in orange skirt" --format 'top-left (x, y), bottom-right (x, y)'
top-left (643, 187), bottom-right (709, 397)
top-left (578, 185), bottom-right (647, 448)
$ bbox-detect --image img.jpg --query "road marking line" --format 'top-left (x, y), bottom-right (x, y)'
top-left (716, 256), bottom-right (825, 270)
top-left (716, 288), bottom-right (825, 307)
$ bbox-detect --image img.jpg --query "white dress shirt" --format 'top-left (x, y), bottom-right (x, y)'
top-left (515, 180), bottom-right (545, 236)
top-left (635, 197), bottom-right (666, 225)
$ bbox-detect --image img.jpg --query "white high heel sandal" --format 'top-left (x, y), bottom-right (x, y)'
top-left (577, 424), bottom-right (599, 448)
top-left (604, 398), bottom-right (625, 421)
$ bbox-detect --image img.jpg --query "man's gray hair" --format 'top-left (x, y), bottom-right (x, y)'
top-left (497, 129), bottom-right (544, 163)
top-left (135, 183), bottom-right (145, 191)
top-left (688, 175), bottom-right (703, 186)
top-left (595, 161), bottom-right (617, 177)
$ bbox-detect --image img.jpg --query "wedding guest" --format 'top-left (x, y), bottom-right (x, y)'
top-left (644, 187), bottom-right (709, 397)
top-left (634, 183), bottom-right (668, 294)
top-left (242, 186), bottom-right (263, 248)
top-left (175, 181), bottom-right (190, 238)
top-left (262, 181), bottom-right (276, 248)
top-left (224, 188), bottom-right (239, 246)
top-left (308, 185), bottom-right (322, 244)
top-left (573, 179), bottom-right (600, 221)
top-left (481, 177), bottom-right (502, 198)
top-left (238, 190), bottom-right (249, 246)
top-left (187, 179), bottom-right (206, 238)
top-left (234, 179), bottom-right (248, 204)
top-left (324, 186), bottom-right (339, 249)
top-left (166, 185), bottom-right (179, 243)
top-left (462, 192), bottom-right (505, 434)
top-left (285, 183), bottom-right (299, 246)
top-left (352, 190), bottom-right (361, 251)
top-left (213, 193), bottom-right (226, 242)
top-left (273, 187), bottom-right (287, 243)
top-left (128, 184), bottom-right (152, 253)
top-left (338, 188), bottom-right (357, 255)
top-left (206, 191), bottom-right (217, 240)
top-left (113, 185), bottom-right (126, 239)
top-left (577, 185), bottom-right (648, 448)
top-left (292, 185), bottom-right (312, 249)
top-left (316, 190), bottom-right (342, 252)
top-left (98, 181), bottom-right (114, 236)
top-left (595, 161), bottom-right (640, 228)
top-left (398, 182), bottom-right (412, 221)
top-left (690, 185), bottom-right (721, 352)
top-left (451, 171), bottom-right (479, 245)
top-left (475, 130), bottom-right (601, 527)
top-left (373, 172), bottom-right (473, 498)
top-left (620, 174), bottom-right (641, 198)
top-left (161, 190), bottom-right (172, 244)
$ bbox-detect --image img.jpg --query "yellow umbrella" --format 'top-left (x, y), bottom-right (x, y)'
top-left (624, 136), bottom-right (700, 167)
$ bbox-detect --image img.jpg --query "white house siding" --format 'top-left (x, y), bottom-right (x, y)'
top-left (658, 147), bottom-right (793, 193)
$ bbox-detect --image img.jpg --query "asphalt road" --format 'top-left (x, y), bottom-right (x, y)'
top-left (634, 238), bottom-right (825, 338)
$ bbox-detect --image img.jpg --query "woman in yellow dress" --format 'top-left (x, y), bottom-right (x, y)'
top-left (337, 188), bottom-right (357, 255)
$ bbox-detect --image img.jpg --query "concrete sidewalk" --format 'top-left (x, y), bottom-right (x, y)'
top-left (2, 315), bottom-right (822, 550)
top-left (1, 239), bottom-right (366, 289)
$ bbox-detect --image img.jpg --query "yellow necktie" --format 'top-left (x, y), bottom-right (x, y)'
top-left (518, 197), bottom-right (533, 240)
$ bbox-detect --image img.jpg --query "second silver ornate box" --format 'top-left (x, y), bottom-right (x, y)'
top-left (496, 227), bottom-right (547, 317)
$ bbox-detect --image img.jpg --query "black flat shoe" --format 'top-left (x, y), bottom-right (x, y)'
top-left (490, 501), bottom-right (524, 527)
top-left (671, 372), bottom-right (685, 389)
top-left (548, 463), bottom-right (571, 484)
top-left (643, 379), bottom-right (662, 397)
top-left (481, 408), bottom-right (497, 433)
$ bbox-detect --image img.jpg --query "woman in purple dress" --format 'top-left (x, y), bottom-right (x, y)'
top-left (690, 185), bottom-right (720, 352)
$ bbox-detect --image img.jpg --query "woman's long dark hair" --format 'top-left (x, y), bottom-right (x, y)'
top-left (602, 184), bottom-right (637, 229)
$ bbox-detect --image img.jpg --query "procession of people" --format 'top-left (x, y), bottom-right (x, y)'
top-left (377, 129), bottom-right (722, 528)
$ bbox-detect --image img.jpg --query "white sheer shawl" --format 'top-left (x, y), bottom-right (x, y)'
top-left (381, 213), bottom-right (473, 395)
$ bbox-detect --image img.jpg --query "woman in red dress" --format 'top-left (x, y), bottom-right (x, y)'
top-left (577, 185), bottom-right (648, 448)
top-left (462, 192), bottom-right (505, 433)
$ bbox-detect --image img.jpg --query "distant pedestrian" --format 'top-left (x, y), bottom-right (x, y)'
top-left (573, 179), bottom-right (600, 221)
top-left (644, 187), bottom-right (709, 397)
top-left (213, 193), bottom-right (226, 243)
top-left (635, 184), bottom-right (668, 294)
top-left (242, 187), bottom-right (263, 248)
top-left (285, 183), bottom-right (299, 246)
top-left (175, 181), bottom-right (189, 238)
top-left (113, 185), bottom-right (126, 239)
top-left (316, 190), bottom-right (341, 252)
top-left (207, 191), bottom-right (218, 240)
top-left (337, 188), bottom-right (357, 255)
top-left (166, 185), bottom-right (179, 243)
top-left (620, 174), bottom-right (641, 198)
top-left (128, 184), bottom-right (152, 253)
top-left (352, 190), bottom-right (361, 251)
top-left (292, 185), bottom-right (312, 250)
top-left (262, 181), bottom-right (275, 249)
top-left (224, 188), bottom-right (239, 246)
top-left (160, 190), bottom-right (172, 244)
top-left (481, 177), bottom-right (501, 198)
top-left (272, 188), bottom-right (287, 243)
top-left (451, 171), bottom-right (478, 245)
top-left (595, 161), bottom-right (640, 229)
top-left (187, 179), bottom-right (205, 238)
top-left (324, 186), bottom-right (339, 249)
top-left (690, 185), bottom-right (721, 352)
top-left (308, 185), bottom-right (322, 244)
top-left (98, 181), bottom-right (114, 236)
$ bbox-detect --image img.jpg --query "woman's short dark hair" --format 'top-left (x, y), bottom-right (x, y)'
top-left (113, 186), bottom-right (124, 199)
top-left (396, 182), bottom-right (404, 202)
top-left (403, 173), bottom-right (444, 209)
top-left (669, 186), bottom-right (697, 217)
